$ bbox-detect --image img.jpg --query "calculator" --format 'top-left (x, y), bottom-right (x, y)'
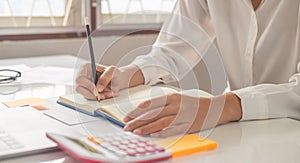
top-left (46, 131), bottom-right (172, 163)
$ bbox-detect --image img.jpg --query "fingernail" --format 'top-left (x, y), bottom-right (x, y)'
top-left (133, 129), bottom-right (142, 135)
top-left (123, 125), bottom-right (130, 131)
top-left (123, 117), bottom-right (130, 122)
top-left (138, 101), bottom-right (150, 109)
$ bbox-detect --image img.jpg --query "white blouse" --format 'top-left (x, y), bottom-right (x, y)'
top-left (132, 0), bottom-right (300, 121)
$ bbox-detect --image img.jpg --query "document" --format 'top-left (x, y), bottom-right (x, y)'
top-left (0, 64), bottom-right (75, 85)
top-left (43, 97), bottom-right (100, 126)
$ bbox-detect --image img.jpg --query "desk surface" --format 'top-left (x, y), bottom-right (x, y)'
top-left (1, 55), bottom-right (300, 163)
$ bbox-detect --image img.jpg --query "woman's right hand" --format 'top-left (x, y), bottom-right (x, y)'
top-left (75, 63), bottom-right (122, 100)
top-left (75, 63), bottom-right (145, 101)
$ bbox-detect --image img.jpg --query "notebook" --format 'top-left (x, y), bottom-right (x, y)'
top-left (58, 85), bottom-right (212, 127)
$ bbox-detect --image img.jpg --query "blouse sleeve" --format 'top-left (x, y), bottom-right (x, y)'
top-left (131, 0), bottom-right (215, 85)
top-left (234, 62), bottom-right (300, 121)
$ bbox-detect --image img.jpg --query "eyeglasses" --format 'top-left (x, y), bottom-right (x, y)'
top-left (0, 69), bottom-right (22, 84)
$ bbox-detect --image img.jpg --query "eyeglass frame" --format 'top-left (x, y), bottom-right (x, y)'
top-left (0, 69), bottom-right (22, 83)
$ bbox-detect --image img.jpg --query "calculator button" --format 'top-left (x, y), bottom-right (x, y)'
top-left (5, 140), bottom-right (18, 146)
top-left (118, 145), bottom-right (127, 150)
top-left (129, 139), bottom-right (139, 144)
top-left (145, 141), bottom-right (155, 146)
top-left (137, 143), bottom-right (146, 147)
top-left (136, 148), bottom-right (146, 154)
top-left (127, 144), bottom-right (137, 149)
top-left (126, 149), bottom-right (137, 156)
top-left (112, 137), bottom-right (122, 141)
top-left (111, 141), bottom-right (120, 146)
top-left (1, 136), bottom-right (13, 142)
top-left (120, 140), bottom-right (130, 145)
top-left (145, 146), bottom-right (155, 153)
top-left (137, 138), bottom-right (147, 143)
top-left (153, 145), bottom-right (165, 152)
top-left (10, 144), bottom-right (23, 149)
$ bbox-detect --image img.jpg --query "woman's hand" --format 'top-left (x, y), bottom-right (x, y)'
top-left (76, 63), bottom-right (145, 100)
top-left (76, 63), bottom-right (122, 100)
top-left (123, 93), bottom-right (242, 137)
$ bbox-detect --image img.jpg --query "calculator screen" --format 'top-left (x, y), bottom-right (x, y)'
top-left (68, 137), bottom-right (104, 155)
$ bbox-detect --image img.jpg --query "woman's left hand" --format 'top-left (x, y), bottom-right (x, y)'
top-left (123, 92), bottom-right (242, 137)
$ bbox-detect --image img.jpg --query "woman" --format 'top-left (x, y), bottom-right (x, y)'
top-left (76, 0), bottom-right (300, 137)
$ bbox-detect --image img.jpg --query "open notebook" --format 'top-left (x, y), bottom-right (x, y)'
top-left (58, 85), bottom-right (212, 127)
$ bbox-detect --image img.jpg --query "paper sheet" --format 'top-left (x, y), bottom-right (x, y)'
top-left (43, 98), bottom-right (100, 126)
top-left (21, 66), bottom-right (75, 85)
top-left (0, 64), bottom-right (75, 85)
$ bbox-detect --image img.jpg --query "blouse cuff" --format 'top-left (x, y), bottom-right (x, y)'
top-left (131, 56), bottom-right (171, 85)
top-left (233, 87), bottom-right (269, 121)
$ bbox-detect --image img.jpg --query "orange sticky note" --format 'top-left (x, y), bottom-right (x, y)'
top-left (155, 134), bottom-right (217, 158)
top-left (31, 105), bottom-right (48, 110)
top-left (3, 98), bottom-right (47, 108)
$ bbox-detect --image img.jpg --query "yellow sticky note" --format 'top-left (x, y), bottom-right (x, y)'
top-left (3, 98), bottom-right (47, 108)
top-left (155, 134), bottom-right (217, 158)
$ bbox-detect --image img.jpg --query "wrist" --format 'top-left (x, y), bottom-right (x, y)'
top-left (218, 93), bottom-right (242, 124)
top-left (119, 65), bottom-right (145, 89)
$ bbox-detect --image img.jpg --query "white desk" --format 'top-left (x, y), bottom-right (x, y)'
top-left (1, 55), bottom-right (300, 163)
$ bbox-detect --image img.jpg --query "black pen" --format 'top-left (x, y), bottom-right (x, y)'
top-left (84, 17), bottom-right (98, 85)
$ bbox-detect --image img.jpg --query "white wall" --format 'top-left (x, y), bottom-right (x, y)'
top-left (0, 34), bottom-right (216, 93)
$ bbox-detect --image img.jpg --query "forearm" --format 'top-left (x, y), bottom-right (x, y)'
top-left (119, 65), bottom-right (145, 89)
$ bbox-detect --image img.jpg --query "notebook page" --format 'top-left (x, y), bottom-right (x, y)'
top-left (100, 86), bottom-right (178, 121)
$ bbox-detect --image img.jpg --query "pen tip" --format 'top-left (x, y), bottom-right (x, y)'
top-left (84, 17), bottom-right (89, 26)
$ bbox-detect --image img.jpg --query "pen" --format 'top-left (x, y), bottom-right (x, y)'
top-left (84, 17), bottom-right (98, 85)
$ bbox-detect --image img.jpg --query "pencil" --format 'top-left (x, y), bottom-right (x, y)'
top-left (84, 17), bottom-right (98, 85)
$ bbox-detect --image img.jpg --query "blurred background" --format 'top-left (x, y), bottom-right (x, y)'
top-left (0, 0), bottom-right (176, 59)
top-left (0, 0), bottom-right (215, 93)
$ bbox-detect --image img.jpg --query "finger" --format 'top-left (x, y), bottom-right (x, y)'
top-left (96, 64), bottom-right (106, 73)
top-left (75, 86), bottom-right (97, 100)
top-left (76, 76), bottom-right (98, 96)
top-left (150, 123), bottom-right (188, 138)
top-left (79, 63), bottom-right (95, 79)
top-left (138, 95), bottom-right (170, 109)
top-left (78, 63), bottom-right (90, 76)
top-left (123, 95), bottom-right (173, 122)
top-left (123, 106), bottom-right (174, 131)
top-left (96, 66), bottom-right (118, 92)
top-left (124, 104), bottom-right (165, 124)
top-left (107, 82), bottom-right (120, 93)
top-left (98, 91), bottom-right (116, 100)
top-left (132, 116), bottom-right (175, 136)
